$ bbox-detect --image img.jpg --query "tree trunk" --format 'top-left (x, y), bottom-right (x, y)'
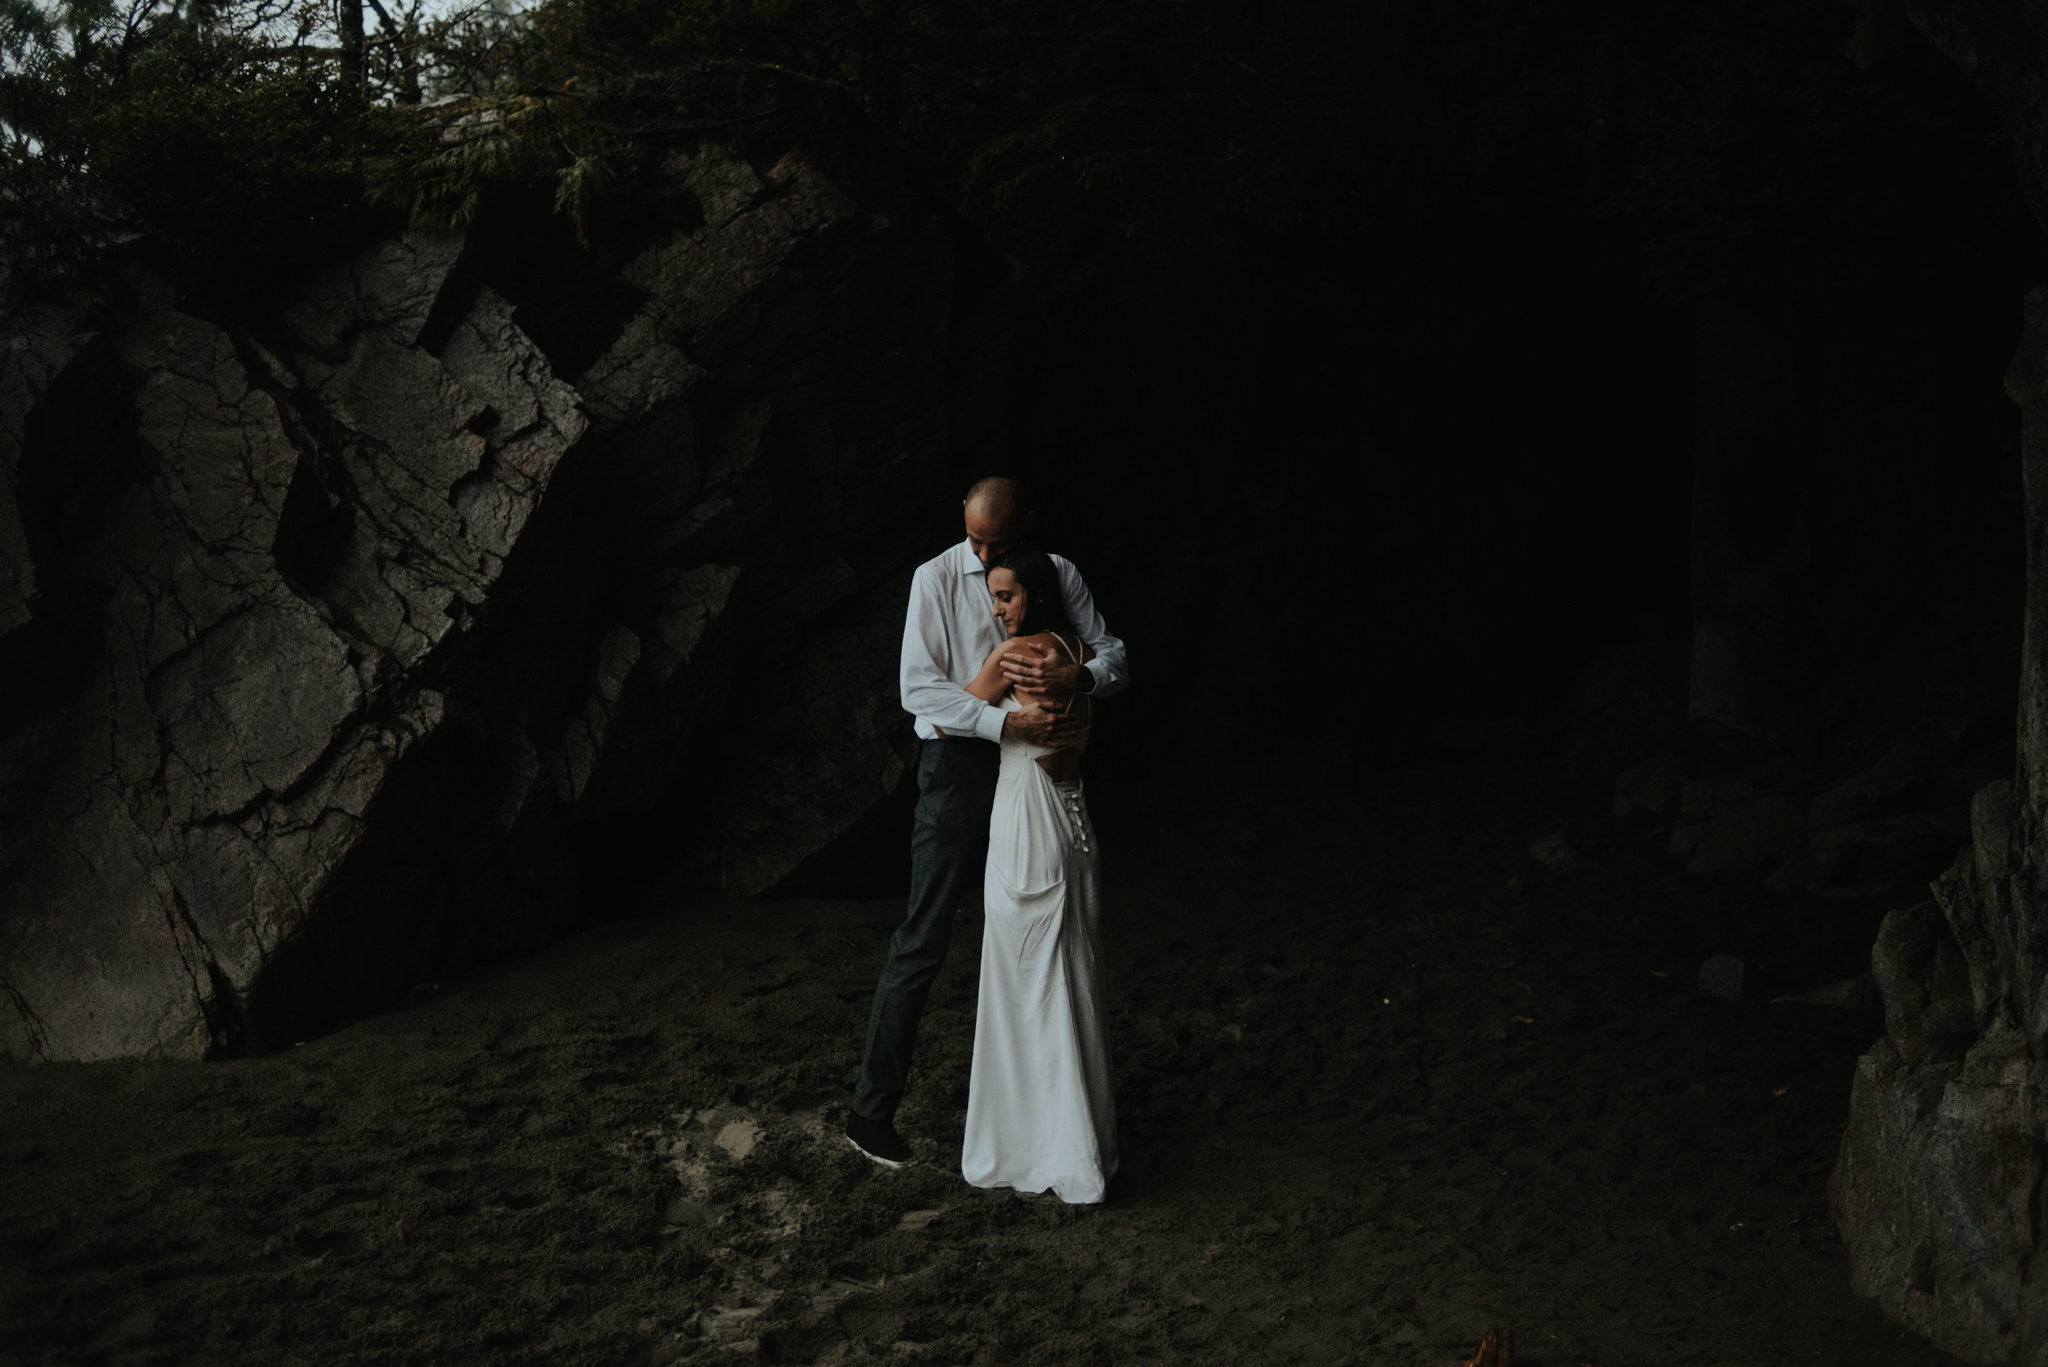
top-left (338, 0), bottom-right (365, 101)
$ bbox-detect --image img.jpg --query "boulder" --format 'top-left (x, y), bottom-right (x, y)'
top-left (0, 93), bottom-right (1023, 1061)
top-left (1834, 287), bottom-right (2048, 1363)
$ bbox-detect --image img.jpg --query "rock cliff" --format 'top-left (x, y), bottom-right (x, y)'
top-left (1831, 287), bottom-right (2048, 1365)
top-left (0, 93), bottom-right (1019, 1062)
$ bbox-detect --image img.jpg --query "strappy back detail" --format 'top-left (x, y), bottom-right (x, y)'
top-left (1043, 631), bottom-right (1090, 732)
top-left (1055, 632), bottom-right (1092, 724)
top-left (997, 631), bottom-right (1091, 761)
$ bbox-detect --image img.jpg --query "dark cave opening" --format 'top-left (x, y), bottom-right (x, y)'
top-left (751, 196), bottom-right (2040, 908)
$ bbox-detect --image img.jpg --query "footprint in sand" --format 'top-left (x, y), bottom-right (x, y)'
top-left (661, 1197), bottom-right (708, 1227)
top-left (700, 1302), bottom-right (764, 1339)
top-left (809, 1272), bottom-right (884, 1310)
top-left (715, 1118), bottom-right (759, 1161)
top-left (774, 1089), bottom-right (834, 1138)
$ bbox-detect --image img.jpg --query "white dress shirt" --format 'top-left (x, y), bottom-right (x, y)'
top-left (901, 539), bottom-right (1129, 742)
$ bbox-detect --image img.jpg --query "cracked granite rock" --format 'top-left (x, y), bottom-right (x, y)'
top-left (289, 245), bottom-right (585, 666)
top-left (0, 239), bottom-right (586, 1061)
top-left (0, 119), bottom-right (1015, 1061)
top-left (0, 301), bottom-right (445, 1061)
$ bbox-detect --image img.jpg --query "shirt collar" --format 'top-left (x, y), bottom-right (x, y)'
top-left (956, 538), bottom-right (986, 577)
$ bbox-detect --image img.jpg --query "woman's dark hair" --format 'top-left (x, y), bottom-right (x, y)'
top-left (991, 546), bottom-right (1077, 639)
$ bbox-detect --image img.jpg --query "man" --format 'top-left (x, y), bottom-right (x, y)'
top-left (846, 476), bottom-right (1129, 1168)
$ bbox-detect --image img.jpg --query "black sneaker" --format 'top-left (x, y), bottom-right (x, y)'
top-left (845, 1112), bottom-right (915, 1169)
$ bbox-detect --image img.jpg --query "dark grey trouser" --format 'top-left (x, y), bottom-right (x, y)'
top-left (851, 738), bottom-right (1000, 1122)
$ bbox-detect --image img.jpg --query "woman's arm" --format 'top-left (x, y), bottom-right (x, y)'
top-left (964, 640), bottom-right (1036, 703)
top-left (1008, 635), bottom-right (1091, 710)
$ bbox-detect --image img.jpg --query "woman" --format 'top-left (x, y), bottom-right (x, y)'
top-left (956, 546), bottom-right (1117, 1204)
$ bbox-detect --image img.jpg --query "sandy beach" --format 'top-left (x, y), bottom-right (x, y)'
top-left (1, 755), bottom-right (1964, 1365)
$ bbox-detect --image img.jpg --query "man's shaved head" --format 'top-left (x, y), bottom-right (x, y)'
top-left (964, 476), bottom-right (1029, 521)
top-left (962, 476), bottom-right (1033, 567)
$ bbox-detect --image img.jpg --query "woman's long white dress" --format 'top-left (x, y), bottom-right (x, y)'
top-left (960, 671), bottom-right (1117, 1204)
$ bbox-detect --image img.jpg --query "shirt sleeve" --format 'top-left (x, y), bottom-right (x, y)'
top-left (900, 564), bottom-right (1009, 742)
top-left (1057, 557), bottom-right (1129, 698)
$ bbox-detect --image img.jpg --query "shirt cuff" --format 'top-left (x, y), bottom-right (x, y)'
top-left (972, 704), bottom-right (1008, 744)
top-left (1085, 659), bottom-right (1115, 693)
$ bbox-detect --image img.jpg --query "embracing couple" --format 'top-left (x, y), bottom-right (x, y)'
top-left (844, 476), bottom-right (1129, 1205)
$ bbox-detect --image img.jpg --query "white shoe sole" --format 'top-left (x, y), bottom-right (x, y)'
top-left (846, 1133), bottom-right (914, 1170)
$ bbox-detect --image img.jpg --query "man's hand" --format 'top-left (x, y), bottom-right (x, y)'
top-left (1003, 702), bottom-right (1083, 746)
top-left (1000, 642), bottom-right (1088, 695)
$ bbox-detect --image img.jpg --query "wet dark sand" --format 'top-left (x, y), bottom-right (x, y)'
top-left (1, 757), bottom-right (1964, 1365)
